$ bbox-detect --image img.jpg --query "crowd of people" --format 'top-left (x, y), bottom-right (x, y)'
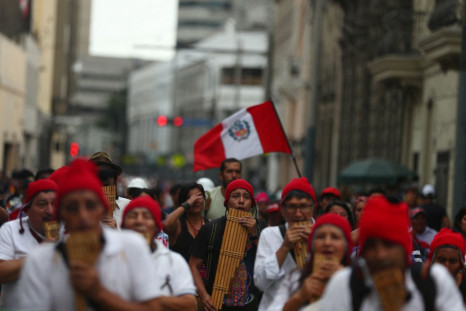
top-left (0, 153), bottom-right (465, 310)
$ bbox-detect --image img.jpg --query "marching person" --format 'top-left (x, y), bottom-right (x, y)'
top-left (320, 196), bottom-right (465, 310)
top-left (254, 177), bottom-right (316, 311)
top-left (0, 179), bottom-right (58, 308)
top-left (189, 179), bottom-right (264, 311)
top-left (89, 151), bottom-right (130, 229)
top-left (18, 159), bottom-right (161, 310)
top-left (204, 158), bottom-right (242, 220)
top-left (121, 196), bottom-right (197, 310)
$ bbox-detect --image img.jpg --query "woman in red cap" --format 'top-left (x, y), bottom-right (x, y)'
top-left (282, 214), bottom-right (353, 311)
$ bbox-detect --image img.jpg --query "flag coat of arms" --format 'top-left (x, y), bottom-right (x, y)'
top-left (193, 101), bottom-right (291, 171)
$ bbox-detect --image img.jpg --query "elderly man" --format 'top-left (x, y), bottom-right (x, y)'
top-left (189, 179), bottom-right (263, 311)
top-left (18, 159), bottom-right (161, 310)
top-left (121, 196), bottom-right (197, 311)
top-left (254, 177), bottom-right (316, 311)
top-left (204, 158), bottom-right (242, 220)
top-left (321, 196), bottom-right (464, 311)
top-left (0, 179), bottom-right (58, 308)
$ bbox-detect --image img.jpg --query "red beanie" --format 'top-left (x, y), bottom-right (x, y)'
top-left (121, 196), bottom-right (163, 234)
top-left (359, 196), bottom-right (412, 264)
top-left (224, 179), bottom-right (256, 207)
top-left (428, 228), bottom-right (465, 263)
top-left (307, 213), bottom-right (353, 265)
top-left (321, 187), bottom-right (341, 199)
top-left (49, 166), bottom-right (68, 186)
top-left (25, 179), bottom-right (58, 207)
top-left (56, 159), bottom-right (109, 214)
top-left (281, 177), bottom-right (317, 207)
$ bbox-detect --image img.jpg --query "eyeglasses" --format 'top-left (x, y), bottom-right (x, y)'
top-left (284, 204), bottom-right (312, 213)
top-left (230, 193), bottom-right (252, 200)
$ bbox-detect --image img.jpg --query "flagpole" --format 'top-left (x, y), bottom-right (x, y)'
top-left (270, 100), bottom-right (303, 178)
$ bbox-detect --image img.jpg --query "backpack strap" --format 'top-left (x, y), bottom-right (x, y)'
top-left (278, 224), bottom-right (297, 264)
top-left (410, 263), bottom-right (436, 311)
top-left (349, 263), bottom-right (371, 311)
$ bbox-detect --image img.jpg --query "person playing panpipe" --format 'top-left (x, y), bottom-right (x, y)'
top-left (0, 179), bottom-right (59, 309)
top-left (17, 159), bottom-right (162, 311)
top-left (121, 196), bottom-right (197, 311)
top-left (282, 214), bottom-right (353, 311)
top-left (189, 179), bottom-right (265, 311)
top-left (254, 177), bottom-right (316, 311)
top-left (320, 196), bottom-right (466, 311)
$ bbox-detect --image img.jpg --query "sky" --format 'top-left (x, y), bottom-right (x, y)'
top-left (89, 0), bottom-right (178, 61)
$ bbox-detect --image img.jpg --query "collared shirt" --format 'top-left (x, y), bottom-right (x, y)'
top-left (18, 228), bottom-right (161, 310)
top-left (114, 197), bottom-right (130, 229)
top-left (151, 240), bottom-right (196, 297)
top-left (320, 264), bottom-right (465, 311)
top-left (205, 186), bottom-right (225, 220)
top-left (254, 224), bottom-right (299, 311)
top-left (0, 217), bottom-right (42, 308)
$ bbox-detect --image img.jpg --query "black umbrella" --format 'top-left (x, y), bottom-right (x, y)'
top-left (338, 158), bottom-right (417, 185)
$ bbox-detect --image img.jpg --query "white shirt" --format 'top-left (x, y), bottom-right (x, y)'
top-left (0, 217), bottom-right (42, 308)
top-left (205, 186), bottom-right (225, 220)
top-left (415, 226), bottom-right (437, 247)
top-left (151, 240), bottom-right (196, 297)
top-left (17, 228), bottom-right (161, 311)
top-left (254, 224), bottom-right (300, 311)
top-left (114, 197), bottom-right (130, 228)
top-left (320, 264), bottom-right (465, 311)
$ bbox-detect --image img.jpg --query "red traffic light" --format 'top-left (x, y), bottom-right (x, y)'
top-left (173, 116), bottom-right (184, 127)
top-left (157, 115), bottom-right (168, 127)
top-left (70, 142), bottom-right (79, 157)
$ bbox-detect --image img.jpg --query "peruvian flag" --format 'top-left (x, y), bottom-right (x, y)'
top-left (193, 101), bottom-right (291, 171)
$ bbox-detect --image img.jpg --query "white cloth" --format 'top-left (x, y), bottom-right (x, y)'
top-left (0, 217), bottom-right (42, 308)
top-left (151, 240), bottom-right (196, 297)
top-left (114, 197), bottom-right (130, 228)
top-left (205, 186), bottom-right (225, 220)
top-left (320, 264), bottom-right (465, 311)
top-left (415, 226), bottom-right (437, 247)
top-left (17, 228), bottom-right (161, 311)
top-left (254, 224), bottom-right (300, 311)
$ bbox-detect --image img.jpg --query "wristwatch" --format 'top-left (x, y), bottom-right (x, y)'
top-left (181, 202), bottom-right (191, 211)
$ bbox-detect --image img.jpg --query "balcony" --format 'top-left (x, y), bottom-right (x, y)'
top-left (367, 55), bottom-right (422, 88)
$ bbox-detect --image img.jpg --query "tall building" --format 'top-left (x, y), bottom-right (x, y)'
top-left (177, 0), bottom-right (233, 46)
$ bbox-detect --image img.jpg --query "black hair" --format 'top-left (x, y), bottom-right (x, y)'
top-left (368, 187), bottom-right (386, 196)
top-left (34, 168), bottom-right (55, 180)
top-left (282, 190), bottom-right (313, 206)
top-left (325, 200), bottom-right (355, 229)
top-left (219, 158), bottom-right (242, 173)
top-left (169, 184), bottom-right (182, 195)
top-left (454, 207), bottom-right (466, 234)
top-left (127, 188), bottom-right (144, 199)
top-left (178, 182), bottom-right (206, 205)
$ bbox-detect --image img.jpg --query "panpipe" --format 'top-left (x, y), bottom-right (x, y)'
top-left (43, 221), bottom-right (60, 242)
top-left (292, 221), bottom-right (312, 269)
top-left (102, 185), bottom-right (116, 217)
top-left (372, 268), bottom-right (406, 311)
top-left (66, 230), bottom-right (102, 311)
top-left (309, 253), bottom-right (339, 303)
top-left (211, 208), bottom-right (251, 310)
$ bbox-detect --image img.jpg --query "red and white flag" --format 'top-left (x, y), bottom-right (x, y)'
top-left (193, 101), bottom-right (291, 171)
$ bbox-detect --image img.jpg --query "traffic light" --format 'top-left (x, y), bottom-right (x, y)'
top-left (156, 116), bottom-right (168, 127)
top-left (70, 142), bottom-right (79, 157)
top-left (173, 116), bottom-right (184, 127)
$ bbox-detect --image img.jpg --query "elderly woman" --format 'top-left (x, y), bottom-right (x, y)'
top-left (282, 214), bottom-right (353, 311)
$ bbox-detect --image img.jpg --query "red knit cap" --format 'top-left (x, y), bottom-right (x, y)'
top-left (321, 187), bottom-right (341, 199)
top-left (359, 196), bottom-right (412, 264)
top-left (307, 213), bottom-right (353, 265)
top-left (121, 196), bottom-right (163, 234)
top-left (24, 179), bottom-right (58, 207)
top-left (56, 159), bottom-right (109, 213)
top-left (224, 179), bottom-right (256, 207)
top-left (49, 166), bottom-right (68, 186)
top-left (428, 228), bottom-right (465, 263)
top-left (281, 177), bottom-right (317, 207)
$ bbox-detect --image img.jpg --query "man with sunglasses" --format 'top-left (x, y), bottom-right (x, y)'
top-left (90, 151), bottom-right (130, 229)
top-left (254, 177), bottom-right (316, 311)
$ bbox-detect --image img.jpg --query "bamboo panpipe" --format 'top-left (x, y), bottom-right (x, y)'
top-left (211, 208), bottom-right (251, 310)
top-left (102, 185), bottom-right (116, 217)
top-left (372, 268), bottom-right (406, 311)
top-left (309, 253), bottom-right (339, 304)
top-left (292, 221), bottom-right (312, 269)
top-left (43, 221), bottom-right (60, 242)
top-left (65, 230), bottom-right (101, 311)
